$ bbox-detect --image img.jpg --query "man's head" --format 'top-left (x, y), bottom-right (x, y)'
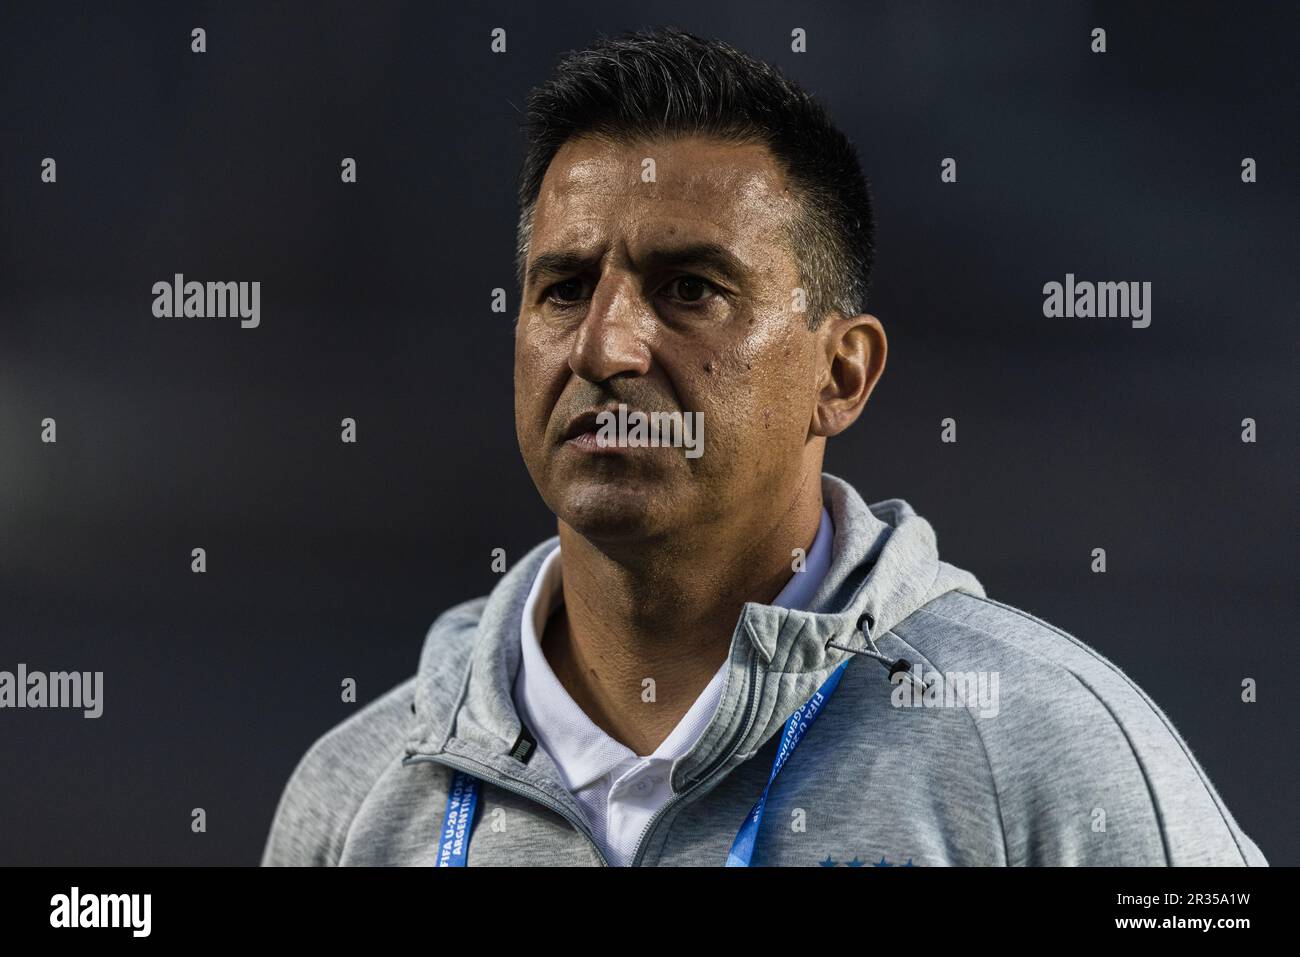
top-left (513, 27), bottom-right (886, 550)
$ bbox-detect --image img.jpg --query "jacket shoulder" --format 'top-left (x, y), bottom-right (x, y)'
top-left (259, 595), bottom-right (489, 866)
top-left (890, 590), bottom-right (1267, 866)
top-left (260, 675), bottom-right (418, 866)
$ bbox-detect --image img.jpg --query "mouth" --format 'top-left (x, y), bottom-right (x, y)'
top-left (559, 406), bottom-right (631, 455)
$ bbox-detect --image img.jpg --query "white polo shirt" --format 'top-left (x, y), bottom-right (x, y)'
top-left (511, 507), bottom-right (834, 866)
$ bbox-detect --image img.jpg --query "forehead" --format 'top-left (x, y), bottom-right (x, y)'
top-left (530, 133), bottom-right (798, 266)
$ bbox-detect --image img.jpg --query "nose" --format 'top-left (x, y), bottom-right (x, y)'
top-left (568, 274), bottom-right (652, 384)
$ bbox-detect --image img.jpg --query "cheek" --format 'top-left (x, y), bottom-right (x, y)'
top-left (515, 317), bottom-right (563, 410)
top-left (682, 329), bottom-right (812, 461)
top-left (514, 323), bottom-right (552, 459)
top-left (734, 327), bottom-right (812, 421)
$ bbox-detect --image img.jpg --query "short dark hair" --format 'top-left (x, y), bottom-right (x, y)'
top-left (515, 26), bottom-right (875, 329)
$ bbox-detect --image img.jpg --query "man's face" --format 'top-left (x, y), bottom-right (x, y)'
top-left (514, 133), bottom-right (825, 545)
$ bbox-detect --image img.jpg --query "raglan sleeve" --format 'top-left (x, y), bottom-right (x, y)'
top-left (1008, 675), bottom-right (1268, 866)
top-left (260, 732), bottom-right (355, 866)
top-left (260, 677), bottom-right (421, 866)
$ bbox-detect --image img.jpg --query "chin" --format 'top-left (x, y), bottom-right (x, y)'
top-left (552, 477), bottom-right (679, 543)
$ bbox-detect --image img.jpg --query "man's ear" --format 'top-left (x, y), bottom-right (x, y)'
top-left (811, 313), bottom-right (887, 438)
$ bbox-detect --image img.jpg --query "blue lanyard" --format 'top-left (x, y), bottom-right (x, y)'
top-left (725, 657), bottom-right (850, 866)
top-left (433, 767), bottom-right (480, 866)
top-left (434, 658), bottom-right (850, 867)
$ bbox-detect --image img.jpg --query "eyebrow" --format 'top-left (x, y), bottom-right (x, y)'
top-left (525, 242), bottom-right (752, 290)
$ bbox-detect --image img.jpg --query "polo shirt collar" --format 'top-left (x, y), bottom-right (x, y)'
top-left (513, 506), bottom-right (834, 793)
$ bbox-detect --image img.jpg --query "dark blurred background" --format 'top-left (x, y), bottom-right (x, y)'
top-left (0, 1), bottom-right (1296, 865)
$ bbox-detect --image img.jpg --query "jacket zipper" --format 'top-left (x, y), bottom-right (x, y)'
top-left (401, 751), bottom-right (612, 867)
top-left (628, 646), bottom-right (762, 867)
top-left (403, 643), bottom-right (762, 868)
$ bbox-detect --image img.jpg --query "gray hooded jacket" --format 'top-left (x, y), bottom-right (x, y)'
top-left (261, 472), bottom-right (1267, 866)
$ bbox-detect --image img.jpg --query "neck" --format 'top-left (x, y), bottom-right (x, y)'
top-left (544, 475), bottom-right (823, 756)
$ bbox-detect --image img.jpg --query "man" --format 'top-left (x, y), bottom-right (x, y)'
top-left (261, 27), bottom-right (1265, 866)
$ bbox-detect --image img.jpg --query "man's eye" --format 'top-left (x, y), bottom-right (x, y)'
top-left (547, 279), bottom-right (588, 303)
top-left (663, 276), bottom-right (716, 303)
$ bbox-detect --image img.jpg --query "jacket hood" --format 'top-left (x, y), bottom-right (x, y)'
top-left (404, 471), bottom-right (985, 816)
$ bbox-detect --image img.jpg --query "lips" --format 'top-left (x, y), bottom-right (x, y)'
top-left (560, 407), bottom-right (621, 443)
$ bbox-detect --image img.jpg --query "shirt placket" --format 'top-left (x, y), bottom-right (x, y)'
top-left (605, 757), bottom-right (674, 865)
